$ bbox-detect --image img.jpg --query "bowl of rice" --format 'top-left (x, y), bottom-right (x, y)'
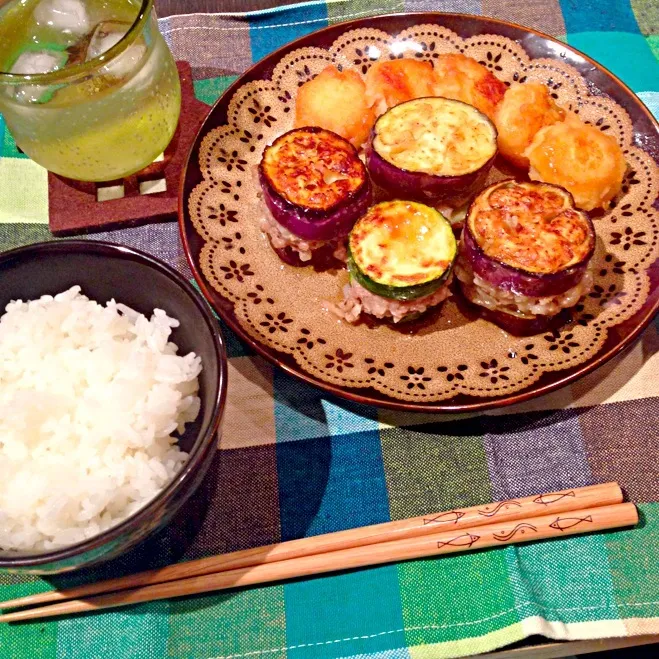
top-left (0, 240), bottom-right (227, 574)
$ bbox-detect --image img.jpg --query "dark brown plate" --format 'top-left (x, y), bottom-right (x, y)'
top-left (179, 12), bottom-right (658, 413)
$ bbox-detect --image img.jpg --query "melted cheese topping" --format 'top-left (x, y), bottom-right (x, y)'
top-left (468, 181), bottom-right (594, 274)
top-left (261, 128), bottom-right (366, 211)
top-left (350, 201), bottom-right (456, 287)
top-left (373, 97), bottom-right (496, 176)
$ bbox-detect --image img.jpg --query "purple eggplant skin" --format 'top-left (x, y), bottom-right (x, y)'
top-left (259, 168), bottom-right (372, 242)
top-left (479, 306), bottom-right (563, 337)
top-left (366, 140), bottom-right (496, 205)
top-left (365, 98), bottom-right (498, 205)
top-left (460, 190), bottom-right (596, 299)
top-left (459, 293), bottom-right (572, 337)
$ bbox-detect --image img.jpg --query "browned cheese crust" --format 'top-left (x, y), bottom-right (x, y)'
top-left (261, 128), bottom-right (367, 211)
top-left (469, 181), bottom-right (594, 274)
top-left (350, 201), bottom-right (454, 286)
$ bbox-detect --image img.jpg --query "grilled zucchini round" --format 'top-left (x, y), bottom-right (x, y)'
top-left (348, 200), bottom-right (457, 301)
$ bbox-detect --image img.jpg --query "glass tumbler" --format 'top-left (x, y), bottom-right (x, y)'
top-left (0, 0), bottom-right (181, 182)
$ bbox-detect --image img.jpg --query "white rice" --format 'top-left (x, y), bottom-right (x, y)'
top-left (0, 286), bottom-right (202, 552)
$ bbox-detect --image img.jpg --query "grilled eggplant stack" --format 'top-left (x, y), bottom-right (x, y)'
top-left (333, 200), bottom-right (457, 324)
top-left (455, 180), bottom-right (596, 333)
top-left (366, 97), bottom-right (497, 208)
top-left (259, 127), bottom-right (372, 265)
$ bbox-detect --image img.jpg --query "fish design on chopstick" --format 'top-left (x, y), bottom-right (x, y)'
top-left (423, 511), bottom-right (465, 525)
top-left (533, 491), bottom-right (575, 506)
top-left (493, 523), bottom-right (538, 542)
top-left (549, 515), bottom-right (593, 531)
top-left (477, 500), bottom-right (522, 517)
top-left (436, 533), bottom-right (480, 549)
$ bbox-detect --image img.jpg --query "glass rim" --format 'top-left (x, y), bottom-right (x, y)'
top-left (0, 0), bottom-right (153, 84)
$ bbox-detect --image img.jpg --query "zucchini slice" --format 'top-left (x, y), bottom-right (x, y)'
top-left (349, 200), bottom-right (457, 301)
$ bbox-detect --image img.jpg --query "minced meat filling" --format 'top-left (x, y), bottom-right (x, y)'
top-left (326, 275), bottom-right (453, 324)
top-left (260, 205), bottom-right (347, 263)
top-left (455, 255), bottom-right (593, 318)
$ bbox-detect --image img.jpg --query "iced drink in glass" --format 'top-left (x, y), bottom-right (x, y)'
top-left (0, 0), bottom-right (180, 181)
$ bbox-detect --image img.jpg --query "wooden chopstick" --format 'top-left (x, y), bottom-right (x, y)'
top-left (0, 502), bottom-right (638, 623)
top-left (0, 482), bottom-right (622, 611)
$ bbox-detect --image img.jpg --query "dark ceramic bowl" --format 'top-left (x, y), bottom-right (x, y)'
top-left (0, 241), bottom-right (227, 574)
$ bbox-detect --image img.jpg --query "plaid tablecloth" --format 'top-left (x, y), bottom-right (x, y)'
top-left (1, 1), bottom-right (658, 658)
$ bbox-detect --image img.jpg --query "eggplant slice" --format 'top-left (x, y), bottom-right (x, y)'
top-left (456, 179), bottom-right (596, 327)
top-left (259, 127), bottom-right (371, 242)
top-left (366, 97), bottom-right (497, 206)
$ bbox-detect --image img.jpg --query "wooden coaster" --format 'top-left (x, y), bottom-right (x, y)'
top-left (48, 61), bottom-right (210, 236)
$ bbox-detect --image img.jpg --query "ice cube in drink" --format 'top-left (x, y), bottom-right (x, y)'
top-left (33, 0), bottom-right (90, 38)
top-left (10, 49), bottom-right (67, 75)
top-left (10, 49), bottom-right (68, 103)
top-left (86, 20), bottom-right (146, 79)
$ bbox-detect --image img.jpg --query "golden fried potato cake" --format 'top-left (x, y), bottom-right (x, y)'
top-left (364, 59), bottom-right (438, 116)
top-left (494, 81), bottom-right (565, 168)
top-left (432, 54), bottom-right (506, 121)
top-left (294, 66), bottom-right (376, 148)
top-left (525, 115), bottom-right (627, 211)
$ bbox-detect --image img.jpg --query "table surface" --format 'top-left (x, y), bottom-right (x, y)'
top-left (0, 2), bottom-right (657, 659)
